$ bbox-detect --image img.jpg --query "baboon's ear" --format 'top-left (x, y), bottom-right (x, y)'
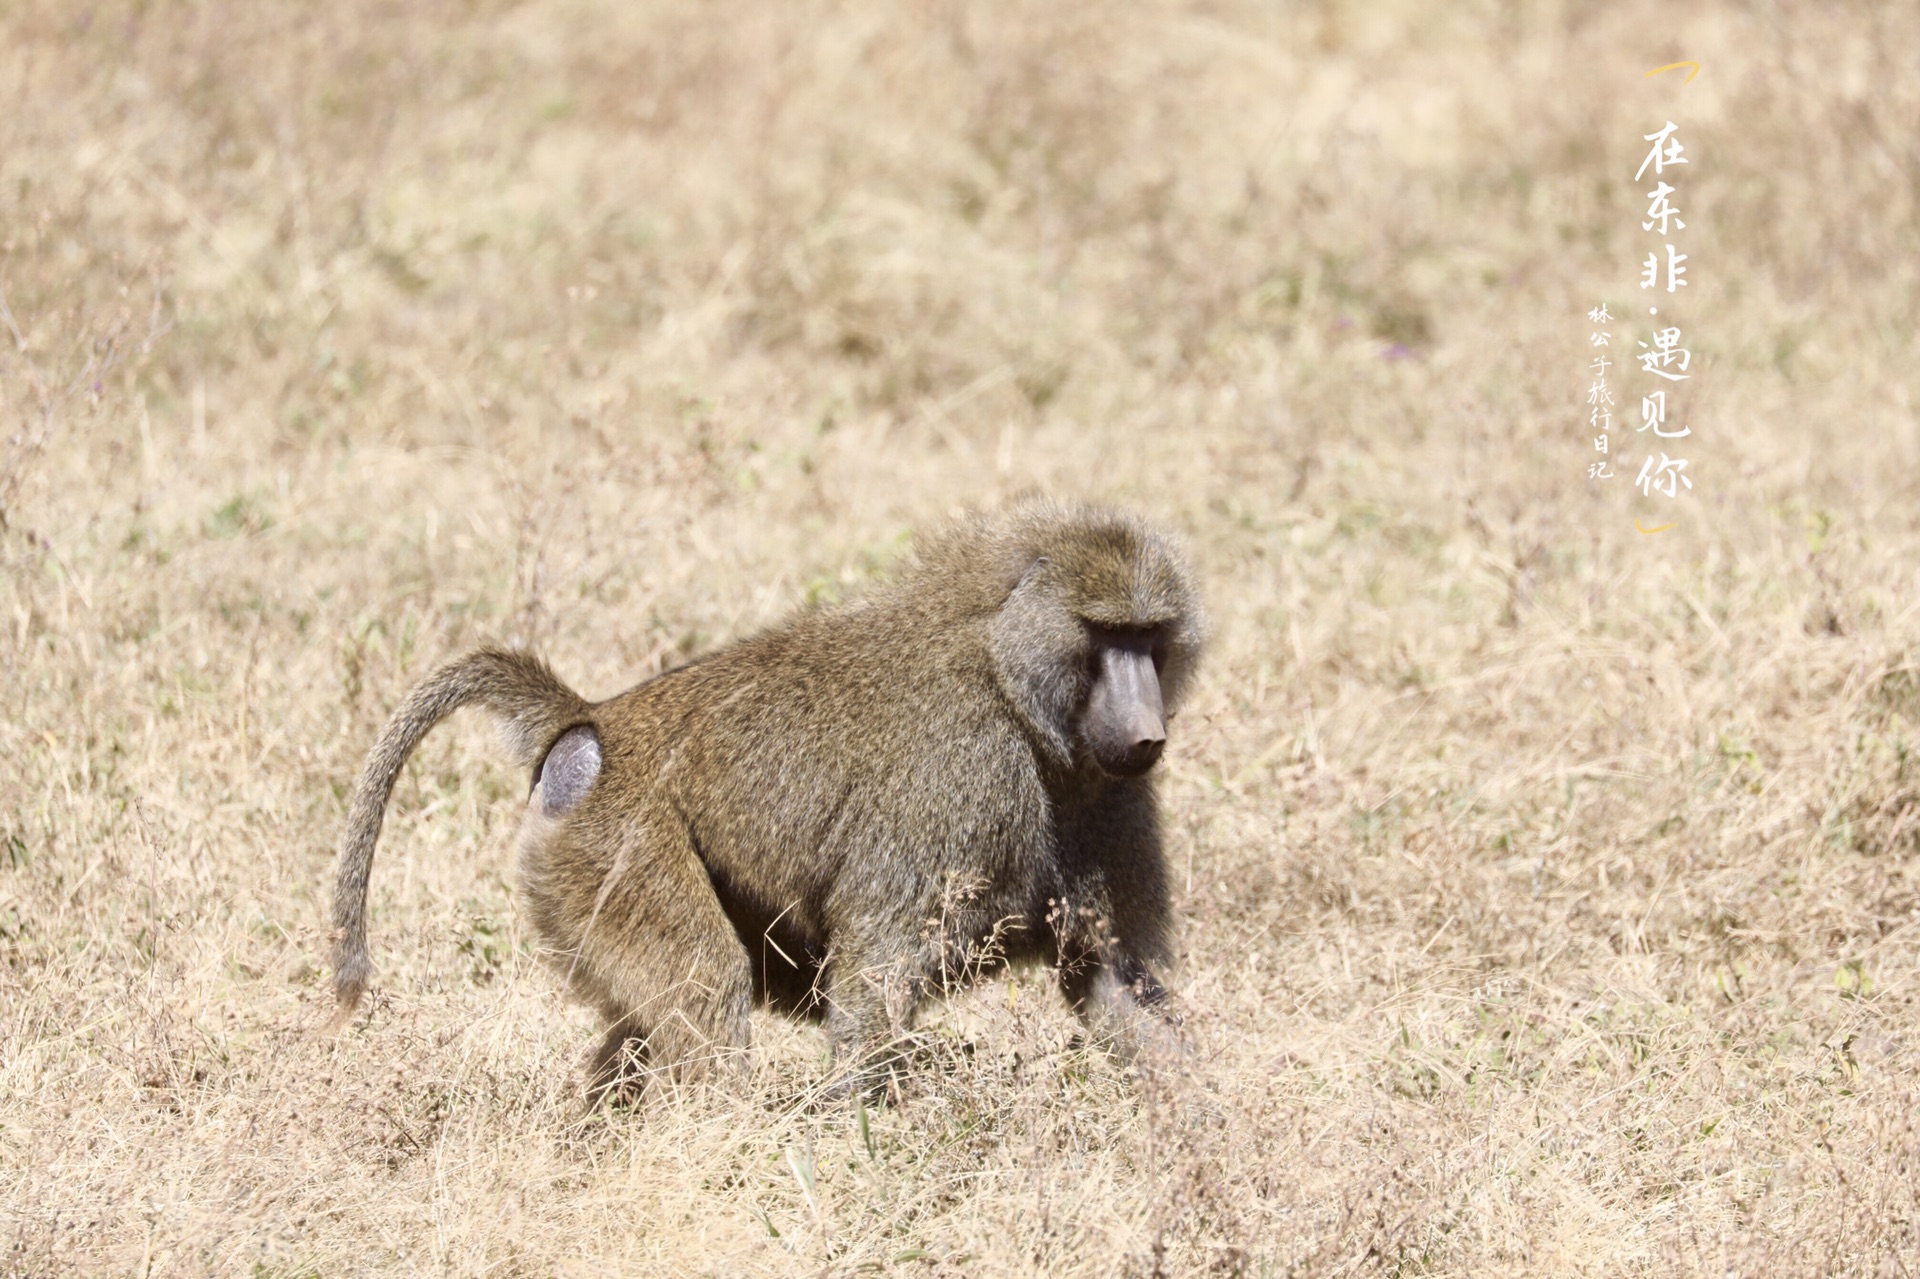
top-left (998, 552), bottom-right (1048, 600)
top-left (990, 557), bottom-right (1079, 764)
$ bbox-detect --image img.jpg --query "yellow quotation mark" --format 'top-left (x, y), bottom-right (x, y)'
top-left (1645, 61), bottom-right (1700, 82)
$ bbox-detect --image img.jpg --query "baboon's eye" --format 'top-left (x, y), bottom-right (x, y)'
top-left (1084, 623), bottom-right (1167, 676)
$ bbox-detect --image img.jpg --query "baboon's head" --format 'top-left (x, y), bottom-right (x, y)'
top-left (959, 500), bottom-right (1204, 778)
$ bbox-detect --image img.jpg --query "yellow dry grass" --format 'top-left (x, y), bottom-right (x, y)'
top-left (4, 1), bottom-right (1919, 1274)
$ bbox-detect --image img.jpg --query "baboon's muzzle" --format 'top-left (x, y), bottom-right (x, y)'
top-left (1083, 634), bottom-right (1167, 778)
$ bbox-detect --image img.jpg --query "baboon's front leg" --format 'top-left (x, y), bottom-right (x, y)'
top-left (817, 941), bottom-right (925, 1102)
top-left (1059, 952), bottom-right (1182, 1066)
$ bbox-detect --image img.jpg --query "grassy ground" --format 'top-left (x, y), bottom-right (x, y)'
top-left (4, 1), bottom-right (1919, 1273)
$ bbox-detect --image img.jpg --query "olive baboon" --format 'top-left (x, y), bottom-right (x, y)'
top-left (330, 499), bottom-right (1204, 1097)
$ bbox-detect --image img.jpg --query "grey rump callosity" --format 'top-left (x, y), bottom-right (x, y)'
top-left (329, 498), bottom-right (1206, 1100)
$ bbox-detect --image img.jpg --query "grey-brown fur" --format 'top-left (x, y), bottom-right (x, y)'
top-left (329, 498), bottom-right (1204, 1096)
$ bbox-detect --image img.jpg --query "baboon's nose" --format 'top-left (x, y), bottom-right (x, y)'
top-left (1127, 699), bottom-right (1166, 765)
top-left (1125, 735), bottom-right (1165, 772)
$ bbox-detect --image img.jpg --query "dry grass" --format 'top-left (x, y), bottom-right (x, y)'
top-left (4, 1), bottom-right (1920, 1273)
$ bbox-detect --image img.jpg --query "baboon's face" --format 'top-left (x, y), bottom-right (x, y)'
top-left (1079, 623), bottom-right (1170, 778)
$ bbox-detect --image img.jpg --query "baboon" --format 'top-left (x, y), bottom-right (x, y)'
top-left (331, 498), bottom-right (1204, 1098)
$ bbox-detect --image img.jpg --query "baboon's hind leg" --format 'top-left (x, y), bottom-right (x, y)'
top-left (584, 1019), bottom-right (650, 1108)
top-left (550, 819), bottom-right (755, 1101)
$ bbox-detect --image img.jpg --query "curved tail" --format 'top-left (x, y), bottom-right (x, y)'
top-left (330, 647), bottom-right (589, 1020)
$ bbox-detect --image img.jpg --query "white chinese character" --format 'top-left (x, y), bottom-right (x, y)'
top-left (1637, 390), bottom-right (1662, 431)
top-left (1638, 389), bottom-right (1691, 438)
top-left (1588, 461), bottom-right (1615, 479)
top-left (1642, 182), bottom-right (1685, 234)
top-left (1595, 434), bottom-right (1609, 454)
top-left (1591, 331), bottom-right (1611, 347)
top-left (1635, 122), bottom-right (1687, 182)
top-left (1640, 244), bottom-right (1688, 293)
top-left (1588, 303), bottom-right (1612, 323)
top-left (1637, 328), bottom-right (1691, 382)
top-left (1587, 378), bottom-right (1615, 407)
top-left (1634, 452), bottom-right (1693, 497)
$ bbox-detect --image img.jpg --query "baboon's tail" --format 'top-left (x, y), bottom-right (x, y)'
top-left (330, 647), bottom-right (589, 1022)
